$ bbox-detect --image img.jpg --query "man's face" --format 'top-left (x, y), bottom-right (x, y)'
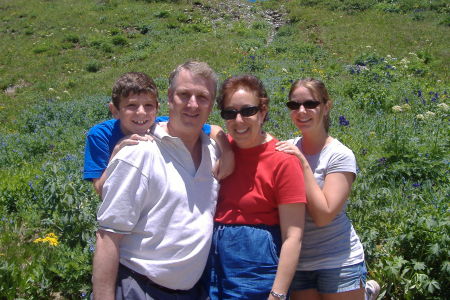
top-left (110, 92), bottom-right (158, 136)
top-left (168, 69), bottom-right (214, 134)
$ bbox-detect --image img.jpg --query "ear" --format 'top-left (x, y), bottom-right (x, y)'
top-left (109, 102), bottom-right (120, 119)
top-left (260, 104), bottom-right (269, 122)
top-left (323, 101), bottom-right (332, 115)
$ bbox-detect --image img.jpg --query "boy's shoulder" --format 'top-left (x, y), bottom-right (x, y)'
top-left (87, 119), bottom-right (120, 136)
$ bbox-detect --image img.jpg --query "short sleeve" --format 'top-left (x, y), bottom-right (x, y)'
top-left (327, 147), bottom-right (357, 176)
top-left (83, 132), bottom-right (110, 180)
top-left (274, 155), bottom-right (307, 205)
top-left (97, 158), bottom-right (149, 233)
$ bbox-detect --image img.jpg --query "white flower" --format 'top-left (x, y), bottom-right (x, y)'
top-left (392, 105), bottom-right (403, 113)
top-left (416, 114), bottom-right (425, 120)
top-left (48, 88), bottom-right (55, 92)
top-left (437, 103), bottom-right (448, 112)
top-left (424, 111), bottom-right (435, 118)
top-left (401, 104), bottom-right (411, 111)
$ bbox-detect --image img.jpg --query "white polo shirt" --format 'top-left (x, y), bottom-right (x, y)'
top-left (98, 124), bottom-right (220, 290)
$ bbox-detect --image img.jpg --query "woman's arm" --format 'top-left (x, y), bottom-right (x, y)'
top-left (269, 203), bottom-right (305, 299)
top-left (275, 141), bottom-right (354, 227)
top-left (210, 125), bottom-right (235, 180)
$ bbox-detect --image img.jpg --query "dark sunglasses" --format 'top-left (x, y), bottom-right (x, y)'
top-left (286, 100), bottom-right (321, 110)
top-left (220, 106), bottom-right (260, 120)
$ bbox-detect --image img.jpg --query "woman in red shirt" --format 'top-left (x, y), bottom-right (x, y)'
top-left (204, 75), bottom-right (307, 300)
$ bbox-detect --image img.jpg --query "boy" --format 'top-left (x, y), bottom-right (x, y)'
top-left (84, 71), bottom-right (232, 195)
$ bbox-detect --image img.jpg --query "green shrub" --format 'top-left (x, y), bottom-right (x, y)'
top-left (85, 61), bottom-right (102, 72)
top-left (111, 35), bottom-right (128, 46)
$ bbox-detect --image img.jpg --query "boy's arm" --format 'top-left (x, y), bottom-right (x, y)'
top-left (209, 125), bottom-right (235, 180)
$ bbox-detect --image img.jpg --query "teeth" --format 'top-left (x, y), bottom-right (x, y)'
top-left (236, 128), bottom-right (247, 134)
top-left (135, 120), bottom-right (147, 124)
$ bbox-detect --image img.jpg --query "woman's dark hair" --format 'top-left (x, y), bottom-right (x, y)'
top-left (217, 75), bottom-right (270, 122)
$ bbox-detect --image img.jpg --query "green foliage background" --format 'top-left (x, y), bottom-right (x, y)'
top-left (0, 0), bottom-right (448, 299)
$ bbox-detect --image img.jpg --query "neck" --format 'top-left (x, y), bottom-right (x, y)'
top-left (166, 121), bottom-right (203, 168)
top-left (300, 129), bottom-right (331, 155)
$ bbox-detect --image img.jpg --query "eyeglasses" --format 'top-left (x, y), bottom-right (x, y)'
top-left (220, 106), bottom-right (260, 120)
top-left (286, 100), bottom-right (321, 110)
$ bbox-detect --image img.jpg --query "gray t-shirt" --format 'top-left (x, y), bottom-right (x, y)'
top-left (288, 137), bottom-right (365, 270)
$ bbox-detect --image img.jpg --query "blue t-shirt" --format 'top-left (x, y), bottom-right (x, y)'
top-left (83, 117), bottom-right (211, 180)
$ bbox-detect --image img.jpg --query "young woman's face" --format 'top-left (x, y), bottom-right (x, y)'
top-left (289, 86), bottom-right (328, 134)
top-left (223, 88), bottom-right (267, 149)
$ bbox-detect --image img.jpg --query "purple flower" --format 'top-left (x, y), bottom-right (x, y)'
top-left (377, 157), bottom-right (387, 165)
top-left (404, 98), bottom-right (409, 103)
top-left (412, 183), bottom-right (421, 188)
top-left (417, 90), bottom-right (422, 97)
top-left (339, 115), bottom-right (350, 126)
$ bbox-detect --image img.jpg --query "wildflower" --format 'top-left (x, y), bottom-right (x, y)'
top-left (338, 115), bottom-right (350, 126)
top-left (404, 98), bottom-right (409, 103)
top-left (417, 90), bottom-right (422, 98)
top-left (369, 131), bottom-right (376, 137)
top-left (377, 157), bottom-right (387, 165)
top-left (48, 88), bottom-right (55, 92)
top-left (437, 103), bottom-right (449, 112)
top-left (63, 90), bottom-right (70, 95)
top-left (416, 114), bottom-right (425, 120)
top-left (34, 233), bottom-right (59, 246)
top-left (424, 111), bottom-right (435, 118)
top-left (412, 183), bottom-right (421, 188)
top-left (401, 104), bottom-right (411, 111)
top-left (281, 68), bottom-right (288, 73)
top-left (392, 105), bottom-right (403, 113)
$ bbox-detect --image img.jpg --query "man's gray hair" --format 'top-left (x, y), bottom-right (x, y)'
top-left (168, 60), bottom-right (218, 97)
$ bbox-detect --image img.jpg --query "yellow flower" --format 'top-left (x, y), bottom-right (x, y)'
top-left (392, 105), bottom-right (403, 113)
top-left (34, 233), bottom-right (59, 246)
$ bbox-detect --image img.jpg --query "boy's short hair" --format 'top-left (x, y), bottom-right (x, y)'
top-left (112, 72), bottom-right (158, 109)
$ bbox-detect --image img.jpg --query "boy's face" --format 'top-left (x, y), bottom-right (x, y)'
top-left (110, 92), bottom-right (158, 136)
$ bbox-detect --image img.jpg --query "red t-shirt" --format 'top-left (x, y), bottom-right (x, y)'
top-left (215, 137), bottom-right (307, 226)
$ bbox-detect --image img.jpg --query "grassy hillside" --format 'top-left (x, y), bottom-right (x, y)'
top-left (0, 0), bottom-right (449, 298)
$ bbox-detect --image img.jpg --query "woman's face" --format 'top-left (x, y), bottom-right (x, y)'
top-left (223, 88), bottom-right (267, 149)
top-left (289, 86), bottom-right (329, 134)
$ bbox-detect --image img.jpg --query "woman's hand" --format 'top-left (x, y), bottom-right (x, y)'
top-left (275, 141), bottom-right (305, 162)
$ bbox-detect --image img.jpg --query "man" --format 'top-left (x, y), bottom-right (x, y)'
top-left (92, 61), bottom-right (220, 300)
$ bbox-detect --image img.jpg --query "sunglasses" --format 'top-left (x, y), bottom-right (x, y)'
top-left (220, 106), bottom-right (260, 120)
top-left (286, 100), bottom-right (321, 110)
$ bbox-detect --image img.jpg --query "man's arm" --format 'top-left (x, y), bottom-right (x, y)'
top-left (92, 134), bottom-right (152, 195)
top-left (92, 230), bottom-right (124, 300)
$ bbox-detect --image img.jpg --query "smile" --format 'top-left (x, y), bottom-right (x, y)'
top-left (133, 120), bottom-right (148, 125)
